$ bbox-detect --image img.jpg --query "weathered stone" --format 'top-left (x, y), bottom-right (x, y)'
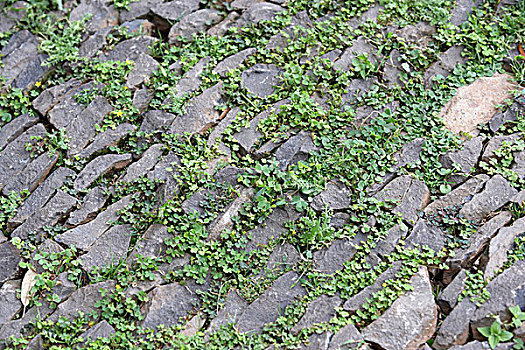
top-left (2, 152), bottom-right (58, 196)
top-left (0, 114), bottom-right (38, 151)
top-left (168, 9), bottom-right (222, 43)
top-left (55, 195), bottom-right (132, 250)
top-left (141, 283), bottom-right (199, 330)
top-left (236, 271), bottom-right (306, 333)
top-left (80, 225), bottom-right (132, 271)
top-left (214, 48), bottom-right (257, 77)
top-left (311, 180), bottom-right (352, 212)
top-left (513, 190), bottom-right (525, 205)
top-left (133, 88), bottom-right (154, 113)
top-left (151, 0), bottom-right (200, 22)
top-left (267, 10), bottom-right (312, 52)
top-left (471, 260), bottom-right (525, 339)
top-left (440, 73), bottom-right (516, 134)
top-left (301, 332), bottom-right (332, 350)
top-left (0, 30), bottom-right (48, 90)
top-left (241, 64), bottom-right (283, 98)
top-left (484, 217), bottom-right (525, 280)
top-left (127, 224), bottom-right (169, 265)
top-left (120, 0), bottom-right (162, 22)
top-left (0, 242), bottom-right (21, 283)
top-left (231, 0), bottom-right (262, 10)
top-left (0, 302), bottom-right (53, 340)
top-left (207, 11), bottom-right (240, 36)
top-left (274, 131), bottom-right (317, 170)
top-left (170, 57), bottom-right (209, 99)
top-left (127, 53), bottom-right (159, 88)
top-left (0, 280), bottom-right (22, 324)
top-left (25, 334), bottom-right (43, 350)
top-left (11, 190), bottom-right (77, 240)
top-left (512, 149), bottom-right (525, 180)
top-left (69, 0), bottom-right (117, 33)
top-left (31, 239), bottom-right (64, 274)
top-left (450, 0), bottom-right (483, 26)
top-left (396, 22), bottom-right (436, 45)
top-left (0, 124), bottom-right (46, 191)
top-left (433, 299), bottom-right (477, 350)
top-left (121, 19), bottom-right (155, 36)
top-left (235, 3), bottom-right (284, 27)
top-left (120, 144), bottom-right (163, 183)
top-left (206, 290), bottom-right (248, 334)
top-left (362, 267), bottom-right (437, 350)
top-left (383, 49), bottom-right (404, 87)
top-left (33, 79), bottom-right (82, 116)
top-left (208, 188), bottom-right (254, 240)
top-left (489, 100), bottom-right (523, 132)
top-left (51, 272), bottom-right (76, 301)
top-left (347, 4), bottom-right (383, 29)
top-left (425, 174), bottom-right (489, 214)
top-left (367, 224), bottom-right (406, 265)
top-left (74, 153), bottom-right (132, 191)
top-left (207, 107), bottom-right (240, 151)
top-left (423, 46), bottom-right (466, 88)
top-left (313, 233), bottom-right (366, 275)
top-left (140, 110), bottom-right (177, 133)
top-left (375, 175), bottom-right (430, 224)
top-left (406, 219), bottom-right (446, 252)
top-left (77, 123), bottom-right (136, 159)
top-left (78, 27), bottom-right (111, 59)
top-left (67, 96), bottom-right (114, 157)
top-left (333, 37), bottom-right (378, 72)
top-left (292, 295), bottom-right (342, 332)
top-left (47, 280), bottom-right (116, 322)
top-left (79, 320), bottom-right (115, 344)
top-left (481, 133), bottom-right (521, 162)
top-left (440, 136), bottom-right (483, 182)
top-left (263, 243), bottom-right (300, 275)
top-left (170, 83), bottom-right (225, 135)
top-left (438, 269), bottom-right (468, 315)
top-left (147, 152), bottom-right (181, 203)
top-left (99, 36), bottom-right (156, 63)
top-left (449, 341), bottom-right (510, 350)
top-left (9, 167), bottom-right (75, 229)
top-left (180, 313), bottom-right (205, 338)
top-left (459, 175), bottom-right (517, 222)
top-left (327, 323), bottom-right (363, 350)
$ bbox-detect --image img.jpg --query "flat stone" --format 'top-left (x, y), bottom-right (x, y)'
top-left (300, 332), bottom-right (332, 350)
top-left (140, 110), bottom-right (177, 133)
top-left (0, 124), bottom-right (46, 191)
top-left (120, 144), bottom-right (163, 183)
top-left (78, 27), bottom-right (111, 59)
top-left (207, 11), bottom-right (240, 36)
top-left (31, 239), bottom-right (64, 274)
top-left (236, 271), bottom-right (306, 333)
top-left (11, 190), bottom-right (77, 240)
top-left (440, 73), bottom-right (516, 134)
top-left (74, 153), bottom-right (132, 191)
top-left (484, 217), bottom-right (525, 280)
top-left (47, 280), bottom-right (116, 322)
top-left (0, 242), bottom-right (21, 283)
top-left (9, 168), bottom-right (75, 229)
top-left (32, 79), bottom-right (82, 116)
top-left (51, 272), bottom-right (77, 302)
top-left (423, 46), bottom-right (466, 88)
top-left (313, 234), bottom-right (366, 275)
top-left (77, 123), bottom-right (136, 159)
top-left (151, 0), bottom-right (200, 22)
top-left (459, 175), bottom-right (518, 222)
top-left (80, 224), bottom-right (132, 271)
top-left (55, 195), bottom-right (132, 251)
top-left (147, 152), bottom-right (181, 204)
top-left (0, 302), bottom-right (53, 340)
top-left (481, 133), bottom-right (521, 162)
top-left (292, 295), bottom-right (342, 332)
top-left (241, 64), bottom-right (283, 98)
top-left (121, 19), bottom-right (155, 36)
top-left (206, 290), bottom-right (248, 334)
top-left (362, 267), bottom-right (437, 350)
top-left (171, 57), bottom-right (209, 99)
top-left (274, 131), bottom-right (317, 170)
top-left (133, 88), bottom-right (154, 113)
top-left (2, 152), bottom-right (58, 196)
top-left (0, 113), bottom-right (39, 151)
top-left (262, 243), bottom-right (300, 275)
top-left (170, 83), bottom-right (225, 135)
top-left (99, 36), bottom-right (156, 63)
top-left (333, 36), bottom-right (378, 72)
top-left (69, 0), bottom-right (117, 33)
top-left (406, 219), bottom-right (446, 252)
top-left (141, 283), bottom-right (199, 330)
top-left (327, 323), bottom-right (363, 350)
top-left (79, 320), bottom-right (115, 344)
top-left (208, 188), bottom-right (254, 240)
top-left (168, 9), bottom-right (222, 43)
top-left (66, 96), bottom-right (114, 157)
top-left (120, 0), bottom-right (162, 22)
top-left (437, 269), bottom-right (468, 315)
top-left (0, 279), bottom-right (22, 324)
top-left (214, 48), bottom-right (257, 77)
top-left (512, 149), bottom-right (525, 180)
top-left (235, 3), bottom-right (284, 27)
top-left (311, 180), bottom-right (352, 211)
top-left (450, 0), bottom-right (483, 26)
top-left (440, 136), bottom-right (484, 181)
top-left (127, 224), bottom-right (169, 265)
top-left (433, 299), bottom-right (477, 349)
top-left (375, 175), bottom-right (430, 224)
top-left (127, 53), bottom-right (159, 88)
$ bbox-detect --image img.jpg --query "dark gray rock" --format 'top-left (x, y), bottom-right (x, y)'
top-left (327, 323), bottom-right (363, 350)
top-left (151, 0), bottom-right (200, 22)
top-left (32, 79), bottom-right (82, 116)
top-left (120, 0), bottom-right (162, 22)
top-left (170, 83), bottom-right (225, 135)
top-left (375, 175), bottom-right (430, 224)
top-left (127, 53), bottom-right (159, 88)
top-left (362, 267), bottom-right (437, 350)
top-left (206, 290), bottom-right (248, 334)
top-left (207, 11), bottom-right (240, 36)
top-left (55, 195), bottom-right (132, 250)
top-left (406, 219), bottom-right (446, 252)
top-left (489, 108), bottom-right (519, 133)
top-left (78, 27), bottom-right (111, 59)
top-left (0, 124), bottom-right (46, 191)
top-left (168, 9), bottom-right (222, 43)
top-left (74, 153), bottom-right (132, 191)
top-left (423, 46), bottom-right (466, 88)
top-left (313, 234), bottom-right (366, 275)
top-left (47, 280), bottom-right (116, 322)
top-left (120, 144), bottom-right (163, 183)
top-left (69, 0), bottom-right (117, 33)
top-left (333, 37), bottom-right (378, 72)
top-left (133, 88), bottom-right (154, 113)
top-left (147, 152), bottom-right (181, 203)
top-left (140, 110), bottom-right (177, 133)
top-left (0, 302), bottom-right (53, 340)
top-left (292, 295), bottom-right (342, 332)
top-left (481, 133), bottom-right (521, 162)
top-left (171, 57), bottom-right (209, 99)
top-left (51, 272), bottom-right (77, 301)
top-left (433, 299), bottom-right (477, 350)
top-left (440, 136), bottom-right (484, 184)
top-left (0, 242), bottom-right (21, 283)
top-left (347, 4), bottom-right (383, 29)
top-left (208, 188), bottom-right (254, 240)
top-left (383, 49), bottom-right (403, 87)
top-left (99, 36), bottom-right (156, 63)
top-left (31, 239), bottom-right (64, 274)
top-left (141, 283), bottom-right (199, 329)
top-left (512, 149), bottom-right (525, 180)
top-left (241, 64), bottom-right (283, 98)
top-left (66, 96), bottom-right (114, 157)
top-left (300, 332), bottom-right (332, 350)
top-left (367, 224), bottom-right (406, 265)
top-left (77, 123), bottom-right (136, 159)
top-left (0, 113), bottom-right (38, 151)
top-left (121, 19), bottom-right (155, 36)
top-left (235, 2), bottom-right (284, 27)
top-left (2, 152), bottom-right (58, 196)
top-left (275, 131), bottom-right (317, 170)
top-left (311, 180), bottom-right (352, 212)
top-left (261, 243), bottom-right (299, 275)
top-left (80, 224), bottom-right (132, 271)
top-left (79, 320), bottom-right (115, 344)
top-left (459, 175), bottom-right (518, 222)
top-left (450, 0), bottom-right (483, 26)
top-left (9, 167), bottom-right (75, 229)
top-left (0, 279), bottom-right (21, 324)
top-left (11, 190), bottom-right (77, 240)
top-left (396, 22), bottom-right (436, 46)
top-left (236, 271), bottom-right (306, 333)
top-left (214, 48), bottom-right (257, 77)
top-left (127, 224), bottom-right (169, 265)
top-left (438, 269), bottom-right (468, 315)
top-left (25, 334), bottom-right (43, 350)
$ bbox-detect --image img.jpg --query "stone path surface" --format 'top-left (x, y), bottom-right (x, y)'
top-left (0, 0), bottom-right (525, 349)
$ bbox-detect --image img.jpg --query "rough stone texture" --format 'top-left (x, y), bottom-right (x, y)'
top-left (274, 131), bottom-right (317, 170)
top-left (425, 174), bottom-right (488, 214)
top-left (170, 83), bottom-right (225, 135)
top-left (423, 46), bottom-right (466, 88)
top-left (79, 320), bottom-right (115, 344)
top-left (74, 154), bottom-right (132, 191)
top-left (0, 302), bottom-right (53, 340)
top-left (327, 323), bottom-right (364, 350)
top-left (0, 280), bottom-right (22, 324)
top-left (433, 299), bottom-right (477, 350)
top-left (481, 133), bottom-right (521, 162)
top-left (362, 267), bottom-right (437, 350)
top-left (2, 152), bottom-right (58, 196)
top-left (206, 290), bottom-right (248, 334)
top-left (0, 113), bottom-right (38, 151)
top-left (151, 0), bottom-right (200, 22)
top-left (214, 48), bottom-right (257, 77)
top-left (11, 190), bottom-right (77, 240)
top-left (120, 144), bottom-right (163, 183)
top-left (484, 217), bottom-right (525, 280)
top-left (437, 269), bottom-right (468, 315)
top-left (235, 3), bottom-right (284, 27)
top-left (241, 64), bottom-right (283, 97)
top-left (141, 283), bottom-right (199, 329)
top-left (406, 219), bottom-right (446, 252)
top-left (313, 234), bottom-right (366, 275)
top-left (459, 175), bottom-right (517, 222)
top-left (69, 0), bottom-right (117, 33)
top-left (375, 175), bottom-right (430, 224)
top-left (140, 110), bottom-right (177, 133)
top-left (169, 9), bottom-right (222, 43)
top-left (236, 271), bottom-right (306, 333)
top-left (333, 37), bottom-right (378, 72)
top-left (51, 272), bottom-right (77, 301)
top-left (170, 57), bottom-right (210, 99)
top-left (127, 224), bottom-right (169, 265)
top-left (440, 73), bottom-right (516, 134)
top-left (208, 11), bottom-right (241, 36)
top-left (292, 295), bottom-right (342, 332)
top-left (208, 188), bottom-right (254, 240)
top-left (80, 225), bottom-right (132, 271)
top-left (79, 27), bottom-right (111, 59)
top-left (99, 36), bottom-right (156, 63)
top-left (450, 0), bottom-right (483, 26)
top-left (55, 195), bottom-right (132, 251)
top-left (133, 88), bottom-right (154, 113)
top-left (120, 0), bottom-right (161, 22)
top-left (512, 149), bottom-right (525, 180)
top-left (147, 152), bottom-right (181, 204)
top-left (440, 136), bottom-right (484, 184)
top-left (311, 180), bottom-right (352, 211)
top-left (32, 79), bottom-right (82, 116)
top-left (77, 123), bottom-right (137, 159)
top-left (127, 53), bottom-right (159, 88)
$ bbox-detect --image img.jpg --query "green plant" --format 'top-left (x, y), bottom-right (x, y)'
top-left (478, 321), bottom-right (514, 349)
